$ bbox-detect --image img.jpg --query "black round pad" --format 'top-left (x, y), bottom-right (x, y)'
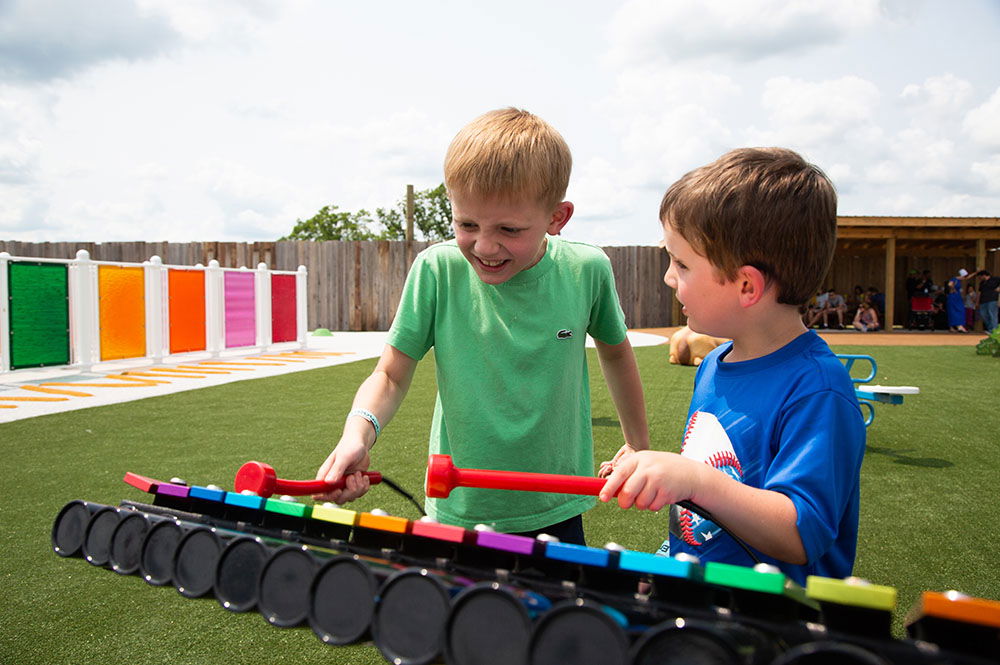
top-left (83, 507), bottom-right (122, 567)
top-left (141, 520), bottom-right (184, 586)
top-left (372, 568), bottom-right (451, 665)
top-left (528, 600), bottom-right (629, 665)
top-left (52, 500), bottom-right (97, 557)
top-left (630, 624), bottom-right (740, 665)
top-left (214, 537), bottom-right (269, 613)
top-left (309, 556), bottom-right (377, 645)
top-left (770, 641), bottom-right (891, 665)
top-left (173, 527), bottom-right (223, 598)
top-left (258, 546), bottom-right (317, 627)
top-left (110, 512), bottom-right (151, 575)
top-left (445, 583), bottom-right (533, 665)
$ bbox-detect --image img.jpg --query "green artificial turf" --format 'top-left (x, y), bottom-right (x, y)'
top-left (1, 344), bottom-right (998, 663)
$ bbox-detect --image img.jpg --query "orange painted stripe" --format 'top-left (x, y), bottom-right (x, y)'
top-left (920, 591), bottom-right (1000, 628)
top-left (0, 404), bottom-right (16, 408)
top-left (42, 381), bottom-right (154, 388)
top-left (291, 351), bottom-right (354, 357)
top-left (104, 375), bottom-right (170, 385)
top-left (20, 385), bottom-right (93, 397)
top-left (254, 355), bottom-right (307, 362)
top-left (174, 365), bottom-right (232, 374)
top-left (0, 395), bottom-right (68, 402)
top-left (199, 361), bottom-right (285, 367)
top-left (191, 363), bottom-right (255, 371)
top-left (357, 512), bottom-right (410, 534)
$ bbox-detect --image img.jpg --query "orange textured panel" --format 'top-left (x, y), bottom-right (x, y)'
top-left (98, 266), bottom-right (146, 361)
top-left (168, 269), bottom-right (206, 354)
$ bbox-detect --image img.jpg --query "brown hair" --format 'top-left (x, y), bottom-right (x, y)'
top-left (659, 147), bottom-right (837, 306)
top-left (444, 107), bottom-right (572, 209)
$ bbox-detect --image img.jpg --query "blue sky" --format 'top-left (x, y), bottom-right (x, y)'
top-left (1, 0), bottom-right (998, 246)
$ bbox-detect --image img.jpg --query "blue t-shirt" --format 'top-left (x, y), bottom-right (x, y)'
top-left (660, 330), bottom-right (866, 585)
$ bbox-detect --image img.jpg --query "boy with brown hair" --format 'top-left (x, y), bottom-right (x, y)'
top-left (600, 147), bottom-right (866, 583)
top-left (315, 108), bottom-right (649, 544)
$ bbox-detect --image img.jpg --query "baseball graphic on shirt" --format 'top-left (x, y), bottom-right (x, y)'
top-left (670, 411), bottom-right (743, 547)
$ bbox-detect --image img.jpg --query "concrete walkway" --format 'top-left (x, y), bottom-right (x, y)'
top-left (0, 330), bottom-right (668, 424)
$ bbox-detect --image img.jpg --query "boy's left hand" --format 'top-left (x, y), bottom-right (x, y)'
top-left (598, 442), bottom-right (639, 478)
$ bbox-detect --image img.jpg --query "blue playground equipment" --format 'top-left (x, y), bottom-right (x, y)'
top-left (835, 353), bottom-right (919, 427)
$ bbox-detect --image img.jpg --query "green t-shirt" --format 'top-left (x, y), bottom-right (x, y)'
top-left (387, 236), bottom-right (628, 531)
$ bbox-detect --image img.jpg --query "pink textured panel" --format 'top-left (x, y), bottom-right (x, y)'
top-left (224, 272), bottom-right (256, 348)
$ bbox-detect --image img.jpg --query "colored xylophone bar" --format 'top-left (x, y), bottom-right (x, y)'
top-left (50, 473), bottom-right (1000, 665)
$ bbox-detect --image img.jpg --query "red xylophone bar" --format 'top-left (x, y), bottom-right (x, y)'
top-left (234, 461), bottom-right (382, 498)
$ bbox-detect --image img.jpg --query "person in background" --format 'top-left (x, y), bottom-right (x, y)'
top-left (964, 283), bottom-right (979, 331)
top-left (977, 270), bottom-right (1000, 333)
top-left (852, 301), bottom-right (880, 332)
top-left (867, 286), bottom-right (885, 320)
top-left (822, 288), bottom-right (848, 329)
top-left (946, 268), bottom-right (972, 333)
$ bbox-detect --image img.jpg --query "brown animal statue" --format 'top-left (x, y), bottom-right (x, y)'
top-left (668, 325), bottom-right (729, 366)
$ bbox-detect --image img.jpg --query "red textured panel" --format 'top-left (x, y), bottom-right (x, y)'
top-left (270, 274), bottom-right (297, 343)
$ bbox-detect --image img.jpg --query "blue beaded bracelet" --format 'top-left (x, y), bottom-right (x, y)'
top-left (348, 407), bottom-right (381, 442)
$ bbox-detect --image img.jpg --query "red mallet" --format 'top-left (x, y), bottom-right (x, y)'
top-left (425, 454), bottom-right (609, 499)
top-left (234, 460), bottom-right (382, 498)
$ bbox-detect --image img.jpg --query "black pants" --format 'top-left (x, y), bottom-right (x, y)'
top-left (510, 514), bottom-right (586, 546)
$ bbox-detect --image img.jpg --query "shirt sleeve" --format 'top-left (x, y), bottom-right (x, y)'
top-left (586, 252), bottom-right (628, 345)
top-left (763, 390), bottom-right (866, 564)
top-left (386, 252), bottom-right (437, 361)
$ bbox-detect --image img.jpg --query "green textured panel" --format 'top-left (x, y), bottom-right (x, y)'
top-left (8, 262), bottom-right (70, 369)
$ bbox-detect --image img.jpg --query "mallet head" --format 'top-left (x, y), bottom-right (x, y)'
top-left (234, 461), bottom-right (277, 497)
top-left (425, 454), bottom-right (457, 498)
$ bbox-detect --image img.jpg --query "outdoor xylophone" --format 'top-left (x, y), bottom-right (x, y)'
top-left (51, 457), bottom-right (1000, 665)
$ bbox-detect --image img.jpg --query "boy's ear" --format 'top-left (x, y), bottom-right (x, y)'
top-left (736, 265), bottom-right (768, 308)
top-left (547, 201), bottom-right (574, 235)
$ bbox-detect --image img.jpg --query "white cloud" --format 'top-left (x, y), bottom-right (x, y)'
top-left (900, 73), bottom-right (975, 116)
top-left (963, 87), bottom-right (1000, 148)
top-left (606, 0), bottom-right (880, 66)
top-left (971, 156), bottom-right (1000, 193)
top-left (760, 76), bottom-right (880, 143)
top-left (0, 0), bottom-right (180, 81)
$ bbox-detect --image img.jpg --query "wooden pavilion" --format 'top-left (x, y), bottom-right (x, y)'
top-left (832, 217), bottom-right (1000, 329)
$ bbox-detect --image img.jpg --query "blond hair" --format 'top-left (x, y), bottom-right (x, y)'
top-left (444, 108), bottom-right (572, 209)
top-left (660, 147), bottom-right (837, 306)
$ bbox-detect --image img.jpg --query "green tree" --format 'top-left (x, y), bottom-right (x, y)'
top-left (280, 205), bottom-right (381, 241)
top-left (282, 185), bottom-right (453, 242)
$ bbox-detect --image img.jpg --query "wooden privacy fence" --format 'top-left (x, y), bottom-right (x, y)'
top-left (0, 240), bottom-right (675, 331)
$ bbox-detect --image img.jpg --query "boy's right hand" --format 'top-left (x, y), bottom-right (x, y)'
top-left (313, 438), bottom-right (372, 504)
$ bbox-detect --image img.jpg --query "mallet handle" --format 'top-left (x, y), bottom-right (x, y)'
top-left (235, 460), bottom-right (382, 497)
top-left (272, 474), bottom-right (383, 496)
top-left (455, 468), bottom-right (606, 495)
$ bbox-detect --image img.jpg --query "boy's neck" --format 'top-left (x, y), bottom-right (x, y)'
top-left (724, 304), bottom-right (808, 363)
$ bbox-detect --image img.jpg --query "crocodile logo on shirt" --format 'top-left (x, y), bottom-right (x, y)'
top-left (556, 329), bottom-right (573, 340)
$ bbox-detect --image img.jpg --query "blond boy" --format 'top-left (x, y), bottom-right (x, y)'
top-left (316, 108), bottom-right (649, 543)
top-left (600, 148), bottom-right (865, 583)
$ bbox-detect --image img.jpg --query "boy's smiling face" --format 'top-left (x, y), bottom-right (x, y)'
top-left (450, 192), bottom-right (572, 285)
top-left (661, 220), bottom-right (741, 337)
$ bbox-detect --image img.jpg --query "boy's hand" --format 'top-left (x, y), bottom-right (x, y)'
top-left (313, 439), bottom-right (372, 504)
top-left (598, 442), bottom-right (639, 478)
top-left (599, 450), bottom-right (703, 511)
